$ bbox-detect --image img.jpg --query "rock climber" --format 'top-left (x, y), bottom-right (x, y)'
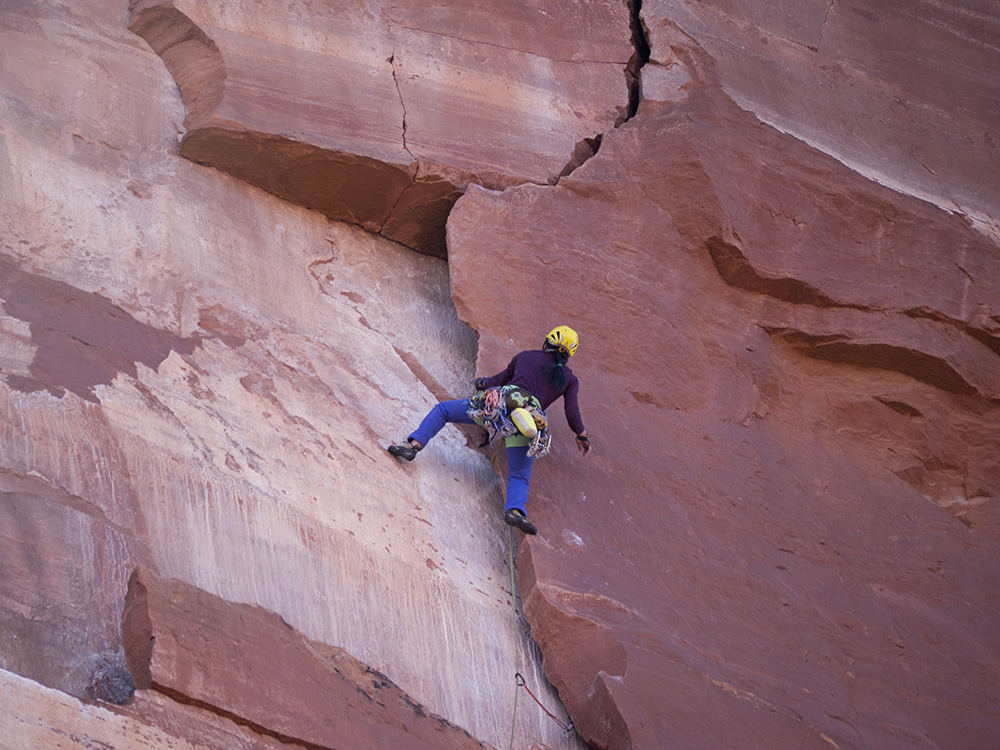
top-left (388, 326), bottom-right (590, 535)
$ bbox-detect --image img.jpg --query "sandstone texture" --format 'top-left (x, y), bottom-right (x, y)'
top-left (2, 0), bottom-right (1000, 749)
top-left (0, 665), bottom-right (297, 750)
top-left (122, 568), bottom-right (488, 750)
top-left (642, 0), bottom-right (1000, 237)
top-left (448, 67), bottom-right (1000, 749)
top-left (1, 2), bottom-right (576, 748)
top-left (128, 0), bottom-right (635, 255)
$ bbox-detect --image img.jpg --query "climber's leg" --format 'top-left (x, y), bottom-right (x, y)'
top-left (390, 399), bottom-right (474, 460)
top-left (503, 445), bottom-right (534, 515)
top-left (390, 398), bottom-right (471, 451)
top-left (503, 445), bottom-right (538, 534)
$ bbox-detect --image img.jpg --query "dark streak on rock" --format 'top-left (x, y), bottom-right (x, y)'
top-left (707, 236), bottom-right (858, 309)
top-left (0, 255), bottom-right (199, 403)
top-left (903, 306), bottom-right (1000, 358)
top-left (625, 0), bottom-right (652, 122)
top-left (151, 681), bottom-right (336, 750)
top-left (768, 328), bottom-right (978, 396)
top-left (875, 396), bottom-right (924, 417)
top-left (392, 345), bottom-right (451, 402)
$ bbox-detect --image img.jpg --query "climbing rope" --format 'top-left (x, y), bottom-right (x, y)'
top-left (515, 673), bottom-right (572, 734)
top-left (505, 528), bottom-right (574, 749)
top-left (506, 527), bottom-right (521, 750)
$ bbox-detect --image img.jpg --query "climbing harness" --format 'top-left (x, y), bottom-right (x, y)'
top-left (505, 528), bottom-right (574, 750)
top-left (468, 386), bottom-right (552, 459)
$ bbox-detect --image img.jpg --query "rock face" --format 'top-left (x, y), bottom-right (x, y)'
top-left (1, 666), bottom-right (229, 750)
top-left (2, 1), bottom-right (1000, 750)
top-left (643, 0), bottom-right (1000, 237)
top-left (128, 0), bottom-right (635, 255)
top-left (448, 66), bottom-right (1000, 749)
top-left (1, 2), bottom-right (576, 748)
top-left (122, 568), bottom-right (487, 750)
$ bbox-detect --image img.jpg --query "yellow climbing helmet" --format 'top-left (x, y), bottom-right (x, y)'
top-left (545, 325), bottom-right (579, 357)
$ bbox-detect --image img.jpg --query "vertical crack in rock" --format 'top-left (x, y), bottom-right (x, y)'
top-left (624, 0), bottom-right (651, 122)
top-left (557, 134), bottom-right (604, 180)
top-left (556, 0), bottom-right (649, 180)
top-left (380, 48), bottom-right (421, 238)
top-left (388, 50), bottom-right (414, 160)
top-left (819, 0), bottom-right (836, 50)
top-left (130, 3), bottom-right (638, 255)
top-left (517, 545), bottom-right (631, 749)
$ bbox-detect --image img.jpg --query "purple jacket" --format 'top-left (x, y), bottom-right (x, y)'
top-left (480, 349), bottom-right (585, 435)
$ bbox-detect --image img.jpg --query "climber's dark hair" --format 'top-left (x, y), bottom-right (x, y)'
top-left (543, 341), bottom-right (569, 390)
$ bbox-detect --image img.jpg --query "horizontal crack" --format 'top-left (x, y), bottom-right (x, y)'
top-left (708, 238), bottom-right (1000, 362)
top-left (903, 306), bottom-right (1000, 357)
top-left (707, 236), bottom-right (865, 309)
top-left (151, 682), bottom-right (331, 750)
top-left (766, 328), bottom-right (981, 396)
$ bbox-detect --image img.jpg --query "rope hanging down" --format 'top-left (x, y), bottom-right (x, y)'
top-left (507, 528), bottom-right (521, 750)
top-left (505, 528), bottom-right (574, 750)
top-left (516, 673), bottom-right (572, 734)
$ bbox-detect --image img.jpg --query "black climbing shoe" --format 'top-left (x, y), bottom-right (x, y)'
top-left (504, 508), bottom-right (537, 535)
top-left (388, 441), bottom-right (419, 461)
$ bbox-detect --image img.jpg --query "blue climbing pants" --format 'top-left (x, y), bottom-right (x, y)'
top-left (408, 399), bottom-right (535, 515)
top-left (408, 399), bottom-right (475, 446)
top-left (503, 444), bottom-right (534, 515)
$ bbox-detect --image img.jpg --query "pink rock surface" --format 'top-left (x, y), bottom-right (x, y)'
top-left (0, 471), bottom-right (143, 698)
top-left (129, 0), bottom-right (634, 255)
top-left (0, 666), bottom-right (262, 750)
top-left (122, 568), bottom-right (488, 750)
top-left (1, 3), bottom-right (576, 748)
top-left (448, 78), bottom-right (1000, 748)
top-left (3, 0), bottom-right (1000, 748)
top-left (1, 665), bottom-right (298, 750)
top-left (642, 0), bottom-right (1000, 234)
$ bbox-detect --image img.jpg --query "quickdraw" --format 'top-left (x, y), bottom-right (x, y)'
top-left (527, 430), bottom-right (551, 460)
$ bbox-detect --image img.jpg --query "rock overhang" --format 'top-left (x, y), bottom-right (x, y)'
top-left (129, 0), bottom-right (638, 256)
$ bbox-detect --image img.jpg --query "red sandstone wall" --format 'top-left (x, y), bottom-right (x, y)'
top-left (1, 1), bottom-right (998, 749)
